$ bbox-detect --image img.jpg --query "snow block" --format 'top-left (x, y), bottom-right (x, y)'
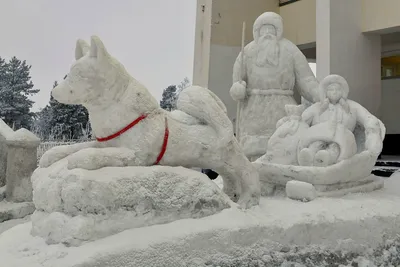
top-left (30, 159), bottom-right (231, 246)
top-left (286, 180), bottom-right (317, 202)
top-left (0, 186), bottom-right (5, 201)
top-left (0, 201), bottom-right (35, 223)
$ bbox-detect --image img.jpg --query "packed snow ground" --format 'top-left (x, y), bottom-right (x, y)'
top-left (0, 173), bottom-right (399, 266)
top-left (0, 215), bottom-right (30, 235)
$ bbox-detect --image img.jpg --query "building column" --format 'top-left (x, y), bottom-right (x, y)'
top-left (193, 0), bottom-right (279, 121)
top-left (316, 0), bottom-right (382, 115)
top-left (192, 0), bottom-right (213, 88)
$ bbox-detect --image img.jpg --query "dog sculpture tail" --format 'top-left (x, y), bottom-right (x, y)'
top-left (176, 86), bottom-right (234, 146)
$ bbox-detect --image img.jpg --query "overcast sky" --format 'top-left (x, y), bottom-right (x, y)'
top-left (0, 0), bottom-right (196, 111)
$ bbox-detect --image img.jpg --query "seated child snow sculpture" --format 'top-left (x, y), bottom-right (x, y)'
top-left (254, 74), bottom-right (385, 198)
top-left (261, 104), bottom-right (309, 166)
top-left (297, 75), bottom-right (357, 167)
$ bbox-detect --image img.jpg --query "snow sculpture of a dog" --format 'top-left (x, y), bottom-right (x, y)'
top-left (39, 36), bottom-right (260, 208)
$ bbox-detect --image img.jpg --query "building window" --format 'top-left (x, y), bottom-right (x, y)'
top-left (279, 0), bottom-right (300, 7)
top-left (382, 56), bottom-right (400, 79)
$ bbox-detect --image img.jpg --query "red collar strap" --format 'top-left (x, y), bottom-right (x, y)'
top-left (96, 114), bottom-right (148, 142)
top-left (95, 114), bottom-right (169, 165)
top-left (154, 117), bottom-right (169, 165)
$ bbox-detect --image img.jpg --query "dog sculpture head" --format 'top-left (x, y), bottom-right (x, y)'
top-left (52, 36), bottom-right (131, 108)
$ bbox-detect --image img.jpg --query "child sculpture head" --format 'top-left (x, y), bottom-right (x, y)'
top-left (319, 75), bottom-right (349, 104)
top-left (319, 75), bottom-right (350, 113)
top-left (325, 83), bottom-right (342, 104)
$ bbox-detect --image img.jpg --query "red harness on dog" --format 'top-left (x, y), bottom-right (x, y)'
top-left (95, 114), bottom-right (169, 165)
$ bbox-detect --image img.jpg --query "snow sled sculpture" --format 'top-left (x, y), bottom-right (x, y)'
top-left (253, 75), bottom-right (386, 201)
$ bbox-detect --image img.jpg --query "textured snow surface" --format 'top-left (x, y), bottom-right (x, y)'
top-left (0, 215), bottom-right (30, 235)
top-left (0, 118), bottom-right (14, 139)
top-left (31, 160), bottom-right (232, 246)
top-left (8, 128), bottom-right (40, 142)
top-left (205, 237), bottom-right (400, 267)
top-left (0, 201), bottom-right (35, 223)
top-left (46, 35), bottom-right (261, 209)
top-left (0, 174), bottom-right (399, 266)
top-left (231, 12), bottom-right (320, 160)
top-left (285, 180), bottom-right (317, 201)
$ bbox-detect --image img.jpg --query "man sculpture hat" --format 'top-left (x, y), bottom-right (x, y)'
top-left (230, 12), bottom-right (319, 161)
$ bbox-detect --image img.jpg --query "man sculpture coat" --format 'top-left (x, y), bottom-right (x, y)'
top-left (230, 12), bottom-right (319, 161)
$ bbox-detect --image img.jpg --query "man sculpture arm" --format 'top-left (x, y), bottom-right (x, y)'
top-left (292, 45), bottom-right (320, 104)
top-left (230, 51), bottom-right (247, 101)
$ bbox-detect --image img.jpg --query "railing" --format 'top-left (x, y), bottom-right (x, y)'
top-left (279, 0), bottom-right (300, 7)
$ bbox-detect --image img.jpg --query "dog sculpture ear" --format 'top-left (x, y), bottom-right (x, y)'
top-left (90, 35), bottom-right (109, 60)
top-left (75, 39), bottom-right (90, 60)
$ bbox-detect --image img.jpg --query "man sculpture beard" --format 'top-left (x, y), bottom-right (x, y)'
top-left (256, 29), bottom-right (279, 67)
top-left (230, 12), bottom-right (320, 161)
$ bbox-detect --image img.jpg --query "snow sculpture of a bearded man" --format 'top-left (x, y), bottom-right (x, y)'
top-left (230, 12), bottom-right (319, 161)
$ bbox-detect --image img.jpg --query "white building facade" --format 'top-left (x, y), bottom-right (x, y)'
top-left (193, 0), bottom-right (400, 155)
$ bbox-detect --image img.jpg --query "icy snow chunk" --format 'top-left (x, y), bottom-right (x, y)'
top-left (286, 180), bottom-right (317, 202)
top-left (31, 160), bottom-right (232, 246)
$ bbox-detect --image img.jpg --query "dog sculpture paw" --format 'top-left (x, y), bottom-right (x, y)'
top-left (39, 146), bottom-right (72, 168)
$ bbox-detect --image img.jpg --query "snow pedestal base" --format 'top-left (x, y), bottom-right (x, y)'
top-left (254, 151), bottom-right (385, 200)
top-left (285, 175), bottom-right (384, 202)
top-left (1, 175), bottom-right (400, 267)
top-left (0, 186), bottom-right (5, 201)
top-left (0, 201), bottom-right (35, 223)
top-left (30, 162), bottom-right (232, 246)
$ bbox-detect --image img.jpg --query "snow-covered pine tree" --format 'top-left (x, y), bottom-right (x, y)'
top-left (33, 104), bottom-right (52, 139)
top-left (176, 77), bottom-right (191, 95)
top-left (0, 58), bottom-right (6, 113)
top-left (160, 85), bottom-right (178, 111)
top-left (175, 77), bottom-right (191, 102)
top-left (0, 56), bottom-right (39, 129)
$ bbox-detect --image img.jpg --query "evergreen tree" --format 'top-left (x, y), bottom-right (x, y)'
top-left (0, 57), bottom-right (5, 84)
top-left (33, 104), bottom-right (52, 139)
top-left (159, 78), bottom-right (191, 111)
top-left (0, 58), bottom-right (6, 112)
top-left (175, 77), bottom-right (191, 101)
top-left (160, 85), bottom-right (178, 111)
top-left (0, 56), bottom-right (39, 129)
top-left (176, 77), bottom-right (191, 94)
